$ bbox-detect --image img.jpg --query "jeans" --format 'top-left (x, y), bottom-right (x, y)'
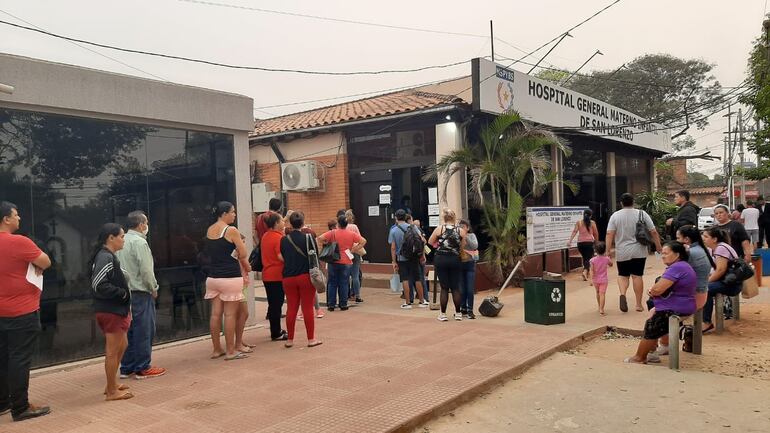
top-left (264, 281), bottom-right (285, 339)
top-left (350, 254), bottom-right (362, 298)
top-left (703, 280), bottom-right (742, 324)
top-left (327, 263), bottom-right (351, 308)
top-left (0, 311), bottom-right (40, 416)
top-left (460, 260), bottom-right (477, 312)
top-left (120, 292), bottom-right (156, 375)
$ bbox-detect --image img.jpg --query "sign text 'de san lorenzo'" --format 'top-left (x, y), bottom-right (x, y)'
top-left (473, 58), bottom-right (672, 153)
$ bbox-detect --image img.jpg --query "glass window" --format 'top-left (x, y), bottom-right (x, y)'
top-left (0, 108), bottom-right (235, 367)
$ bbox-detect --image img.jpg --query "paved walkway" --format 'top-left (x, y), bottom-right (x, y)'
top-left (4, 258), bottom-right (766, 433)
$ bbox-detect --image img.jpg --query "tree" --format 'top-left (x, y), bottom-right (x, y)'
top-left (567, 54), bottom-right (722, 135)
top-left (534, 69), bottom-right (570, 84)
top-left (741, 22), bottom-right (770, 180)
top-left (429, 112), bottom-right (574, 281)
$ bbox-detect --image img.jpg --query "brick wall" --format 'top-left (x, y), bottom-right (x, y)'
top-left (255, 154), bottom-right (349, 235)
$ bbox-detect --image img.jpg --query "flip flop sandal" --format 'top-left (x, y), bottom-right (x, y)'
top-left (237, 346), bottom-right (254, 353)
top-left (224, 352), bottom-right (249, 361)
top-left (103, 384), bottom-right (130, 395)
top-left (307, 341), bottom-right (323, 348)
top-left (619, 295), bottom-right (628, 312)
top-left (210, 352), bottom-right (225, 359)
top-left (105, 391), bottom-right (134, 401)
top-left (623, 357), bottom-right (645, 364)
top-left (243, 342), bottom-right (257, 348)
top-left (702, 323), bottom-right (715, 334)
top-left (284, 342), bottom-right (294, 348)
top-left (635, 306), bottom-right (644, 312)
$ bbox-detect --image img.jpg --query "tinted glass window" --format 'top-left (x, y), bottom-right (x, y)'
top-left (0, 108), bottom-right (235, 367)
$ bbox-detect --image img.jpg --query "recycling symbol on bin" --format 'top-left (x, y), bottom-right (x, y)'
top-left (551, 287), bottom-right (562, 303)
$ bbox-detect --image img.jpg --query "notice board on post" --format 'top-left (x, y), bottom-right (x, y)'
top-left (526, 206), bottom-right (589, 255)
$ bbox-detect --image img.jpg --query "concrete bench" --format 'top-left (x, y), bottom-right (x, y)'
top-left (667, 309), bottom-right (703, 370)
top-left (715, 294), bottom-right (741, 334)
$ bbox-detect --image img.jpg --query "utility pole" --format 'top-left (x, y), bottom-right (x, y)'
top-left (724, 104), bottom-right (735, 209)
top-left (490, 20), bottom-right (495, 62)
top-left (738, 108), bottom-right (746, 205)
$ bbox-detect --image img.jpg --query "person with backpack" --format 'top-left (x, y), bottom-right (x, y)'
top-left (428, 208), bottom-right (467, 321)
top-left (605, 193), bottom-right (662, 313)
top-left (317, 215), bottom-right (366, 311)
top-left (388, 209), bottom-right (428, 309)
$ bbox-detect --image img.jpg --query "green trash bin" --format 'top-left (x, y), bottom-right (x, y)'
top-left (524, 277), bottom-right (566, 325)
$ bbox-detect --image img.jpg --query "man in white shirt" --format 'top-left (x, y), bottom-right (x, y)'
top-left (741, 200), bottom-right (761, 248)
top-left (605, 193), bottom-right (662, 313)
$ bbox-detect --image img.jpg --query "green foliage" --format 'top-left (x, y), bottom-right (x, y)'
top-left (567, 54), bottom-right (722, 130)
top-left (534, 69), bottom-right (570, 84)
top-left (741, 24), bottom-right (770, 179)
top-left (635, 190), bottom-right (678, 237)
top-left (428, 112), bottom-right (573, 281)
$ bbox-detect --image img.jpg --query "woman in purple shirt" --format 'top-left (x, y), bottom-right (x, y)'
top-left (624, 241), bottom-right (696, 364)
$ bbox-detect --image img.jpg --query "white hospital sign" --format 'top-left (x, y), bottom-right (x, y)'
top-left (472, 58), bottom-right (672, 153)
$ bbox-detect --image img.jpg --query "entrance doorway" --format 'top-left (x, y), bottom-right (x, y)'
top-left (350, 166), bottom-right (431, 263)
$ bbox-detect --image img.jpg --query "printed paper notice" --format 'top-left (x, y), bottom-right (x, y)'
top-left (427, 204), bottom-right (440, 216)
top-left (526, 206), bottom-right (588, 254)
top-left (428, 187), bottom-right (438, 204)
top-left (379, 193), bottom-right (391, 205)
top-left (368, 206), bottom-right (380, 217)
top-left (26, 263), bottom-right (43, 291)
top-left (428, 215), bottom-right (440, 227)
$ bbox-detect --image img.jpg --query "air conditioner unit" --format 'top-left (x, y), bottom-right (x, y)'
top-left (252, 183), bottom-right (279, 213)
top-left (281, 160), bottom-right (320, 191)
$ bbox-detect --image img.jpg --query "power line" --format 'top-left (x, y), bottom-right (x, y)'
top-left (0, 19), bottom-right (471, 76)
top-left (0, 9), bottom-right (168, 82)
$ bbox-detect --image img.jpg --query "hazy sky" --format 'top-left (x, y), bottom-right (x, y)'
top-left (1, 0), bottom-right (767, 175)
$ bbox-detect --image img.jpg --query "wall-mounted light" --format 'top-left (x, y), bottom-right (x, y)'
top-left (0, 83), bottom-right (14, 95)
top-left (445, 114), bottom-right (452, 121)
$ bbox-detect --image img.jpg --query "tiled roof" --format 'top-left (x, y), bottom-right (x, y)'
top-left (668, 181), bottom-right (757, 195)
top-left (252, 90), bottom-right (466, 138)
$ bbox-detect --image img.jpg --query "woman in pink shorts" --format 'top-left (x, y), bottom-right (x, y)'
top-left (204, 201), bottom-right (251, 361)
top-left (589, 241), bottom-right (613, 315)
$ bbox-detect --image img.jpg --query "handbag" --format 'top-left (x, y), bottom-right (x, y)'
top-left (318, 231), bottom-right (340, 263)
top-left (721, 246), bottom-right (754, 285)
top-left (634, 210), bottom-right (653, 247)
top-left (248, 246), bottom-right (263, 272)
top-left (742, 276), bottom-right (759, 299)
top-left (302, 234), bottom-right (327, 294)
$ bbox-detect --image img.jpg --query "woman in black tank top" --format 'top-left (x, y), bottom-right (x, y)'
top-left (428, 208), bottom-right (467, 322)
top-left (203, 201), bottom-right (251, 361)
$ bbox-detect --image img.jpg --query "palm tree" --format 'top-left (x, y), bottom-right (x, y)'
top-left (428, 112), bottom-right (574, 281)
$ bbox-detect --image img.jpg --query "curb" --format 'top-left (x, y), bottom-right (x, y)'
top-left (388, 325), bottom-right (608, 433)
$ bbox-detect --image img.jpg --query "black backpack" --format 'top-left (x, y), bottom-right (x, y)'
top-left (398, 224), bottom-right (425, 260)
top-left (249, 245), bottom-right (263, 272)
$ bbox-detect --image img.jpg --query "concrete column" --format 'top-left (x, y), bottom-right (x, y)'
top-left (435, 122), bottom-right (467, 218)
top-left (650, 158), bottom-right (657, 191)
top-left (234, 131), bottom-right (257, 325)
top-left (607, 152), bottom-right (617, 212)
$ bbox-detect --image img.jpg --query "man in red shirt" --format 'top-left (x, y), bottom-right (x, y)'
top-left (0, 201), bottom-right (52, 422)
top-left (255, 198), bottom-right (282, 244)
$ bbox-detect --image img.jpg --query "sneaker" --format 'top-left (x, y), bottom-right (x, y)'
top-left (355, 298), bottom-right (364, 303)
top-left (418, 301), bottom-right (428, 308)
top-left (12, 404), bottom-right (50, 422)
top-left (400, 304), bottom-right (412, 310)
top-left (135, 367), bottom-right (166, 379)
top-left (466, 312), bottom-right (476, 320)
top-left (437, 313), bottom-right (448, 321)
top-left (119, 372), bottom-right (133, 379)
top-left (454, 313), bottom-right (463, 321)
top-left (315, 309), bottom-right (325, 318)
top-left (646, 352), bottom-right (661, 363)
top-left (654, 345), bottom-right (669, 356)
top-left (420, 299), bottom-right (430, 306)
top-left (328, 306), bottom-right (335, 312)
top-left (340, 306), bottom-right (349, 311)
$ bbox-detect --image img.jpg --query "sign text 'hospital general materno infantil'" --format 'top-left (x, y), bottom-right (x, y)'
top-left (471, 58), bottom-right (672, 154)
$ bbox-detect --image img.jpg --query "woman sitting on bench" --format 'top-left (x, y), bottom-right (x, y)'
top-left (624, 241), bottom-right (696, 364)
top-left (700, 227), bottom-right (743, 333)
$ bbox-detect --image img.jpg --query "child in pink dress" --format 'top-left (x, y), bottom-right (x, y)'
top-left (589, 241), bottom-right (613, 315)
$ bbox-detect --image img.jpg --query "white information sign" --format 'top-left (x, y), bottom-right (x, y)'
top-left (427, 204), bottom-right (440, 216)
top-left (473, 58), bottom-right (671, 153)
top-left (368, 206), bottom-right (380, 217)
top-left (428, 215), bottom-right (440, 227)
top-left (526, 206), bottom-right (588, 255)
top-left (379, 193), bottom-right (391, 205)
top-left (428, 187), bottom-right (438, 205)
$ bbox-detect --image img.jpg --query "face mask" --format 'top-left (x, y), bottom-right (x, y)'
top-left (142, 225), bottom-right (149, 236)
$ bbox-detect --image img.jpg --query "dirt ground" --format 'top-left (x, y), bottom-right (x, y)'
top-left (417, 302), bottom-right (770, 433)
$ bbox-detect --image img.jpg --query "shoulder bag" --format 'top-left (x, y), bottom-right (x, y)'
top-left (634, 210), bottom-right (653, 247)
top-left (721, 245), bottom-right (754, 285)
top-left (287, 233), bottom-right (327, 293)
top-left (318, 230), bottom-right (340, 263)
